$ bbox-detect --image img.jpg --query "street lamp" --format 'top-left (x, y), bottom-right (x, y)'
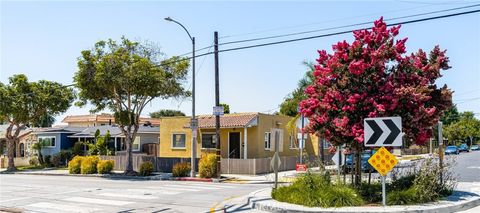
top-left (165, 17), bottom-right (197, 177)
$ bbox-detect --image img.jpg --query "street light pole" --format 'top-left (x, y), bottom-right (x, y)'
top-left (165, 17), bottom-right (197, 177)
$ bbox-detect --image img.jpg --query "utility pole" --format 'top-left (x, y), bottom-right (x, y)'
top-left (438, 121), bottom-right (444, 184)
top-left (214, 31), bottom-right (221, 178)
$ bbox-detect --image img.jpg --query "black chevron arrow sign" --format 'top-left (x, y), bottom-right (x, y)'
top-left (364, 117), bottom-right (403, 147)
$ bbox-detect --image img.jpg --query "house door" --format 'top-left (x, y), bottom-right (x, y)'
top-left (229, 132), bottom-right (241, 159)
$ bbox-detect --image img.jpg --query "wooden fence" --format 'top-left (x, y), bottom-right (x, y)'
top-left (100, 154), bottom-right (198, 172)
top-left (220, 156), bottom-right (297, 175)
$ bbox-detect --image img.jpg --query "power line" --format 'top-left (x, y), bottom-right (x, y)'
top-left (217, 3), bottom-right (480, 47)
top-left (174, 3), bottom-right (480, 58)
top-left (163, 7), bottom-right (480, 66)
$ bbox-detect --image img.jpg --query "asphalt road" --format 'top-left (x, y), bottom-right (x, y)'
top-left (0, 174), bottom-right (268, 213)
top-left (450, 150), bottom-right (480, 182)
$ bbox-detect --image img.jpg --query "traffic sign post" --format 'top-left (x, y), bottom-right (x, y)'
top-left (368, 147), bottom-right (398, 206)
top-left (364, 116), bottom-right (403, 207)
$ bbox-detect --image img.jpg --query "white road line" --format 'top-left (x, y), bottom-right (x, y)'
top-left (62, 196), bottom-right (134, 206)
top-left (27, 202), bottom-right (101, 212)
top-left (159, 184), bottom-right (227, 190)
top-left (99, 192), bottom-right (159, 200)
top-left (146, 187), bottom-right (200, 192)
top-left (128, 188), bottom-right (185, 194)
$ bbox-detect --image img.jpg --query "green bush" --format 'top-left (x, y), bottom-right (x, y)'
top-left (80, 156), bottom-right (100, 174)
top-left (139, 161), bottom-right (154, 176)
top-left (325, 185), bottom-right (364, 207)
top-left (29, 156), bottom-right (39, 166)
top-left (199, 153), bottom-right (217, 178)
top-left (72, 142), bottom-right (84, 156)
top-left (51, 154), bottom-right (62, 168)
top-left (387, 188), bottom-right (417, 205)
top-left (172, 162), bottom-right (191, 177)
top-left (68, 156), bottom-right (84, 174)
top-left (389, 174), bottom-right (416, 192)
top-left (272, 172), bottom-right (363, 207)
top-left (97, 160), bottom-right (114, 174)
top-left (43, 155), bottom-right (52, 167)
top-left (357, 182), bottom-right (382, 203)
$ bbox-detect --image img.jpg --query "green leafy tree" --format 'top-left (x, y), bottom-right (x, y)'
top-left (88, 129), bottom-right (112, 155)
top-left (0, 74), bottom-right (75, 171)
top-left (74, 37), bottom-right (189, 175)
top-left (149, 109), bottom-right (185, 118)
top-left (440, 105), bottom-right (460, 126)
top-left (444, 112), bottom-right (480, 146)
top-left (31, 114), bottom-right (56, 127)
top-left (280, 61), bottom-right (314, 117)
top-left (220, 103), bottom-right (230, 114)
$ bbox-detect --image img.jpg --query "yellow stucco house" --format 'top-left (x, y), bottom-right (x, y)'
top-left (158, 112), bottom-right (324, 160)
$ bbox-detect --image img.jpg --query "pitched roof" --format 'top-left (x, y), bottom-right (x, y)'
top-left (182, 113), bottom-right (258, 129)
top-left (69, 125), bottom-right (159, 138)
top-left (62, 114), bottom-right (160, 126)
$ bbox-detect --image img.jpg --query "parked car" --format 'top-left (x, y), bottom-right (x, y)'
top-left (445, 146), bottom-right (459, 155)
top-left (458, 143), bottom-right (470, 152)
top-left (471, 144), bottom-right (479, 151)
top-left (344, 150), bottom-right (376, 173)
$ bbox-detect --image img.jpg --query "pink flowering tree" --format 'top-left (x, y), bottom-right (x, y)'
top-left (299, 17), bottom-right (452, 184)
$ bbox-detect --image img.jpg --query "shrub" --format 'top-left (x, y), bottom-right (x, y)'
top-left (387, 188), bottom-right (417, 205)
top-left (29, 156), bottom-right (39, 166)
top-left (51, 154), bottom-right (62, 168)
top-left (59, 150), bottom-right (73, 164)
top-left (72, 142), bottom-right (84, 156)
top-left (357, 182), bottom-right (382, 203)
top-left (68, 156), bottom-right (84, 174)
top-left (43, 155), bottom-right (52, 167)
top-left (272, 172), bottom-right (362, 207)
top-left (139, 161), bottom-right (154, 176)
top-left (172, 162), bottom-right (191, 177)
top-left (389, 174), bottom-right (416, 192)
top-left (97, 160), bottom-right (114, 174)
top-left (199, 153), bottom-right (217, 178)
top-left (325, 185), bottom-right (363, 207)
top-left (80, 156), bottom-right (100, 174)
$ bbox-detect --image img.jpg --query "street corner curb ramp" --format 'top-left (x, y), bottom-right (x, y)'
top-left (249, 188), bottom-right (480, 213)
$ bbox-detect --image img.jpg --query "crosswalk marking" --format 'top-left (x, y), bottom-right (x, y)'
top-left (147, 186), bottom-right (200, 192)
top-left (27, 202), bottom-right (101, 212)
top-left (128, 188), bottom-right (185, 194)
top-left (156, 184), bottom-right (229, 190)
top-left (99, 192), bottom-right (159, 200)
top-left (62, 196), bottom-right (134, 206)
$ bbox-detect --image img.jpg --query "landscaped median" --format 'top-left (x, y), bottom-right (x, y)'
top-left (242, 157), bottom-right (480, 212)
top-left (249, 183), bottom-right (480, 213)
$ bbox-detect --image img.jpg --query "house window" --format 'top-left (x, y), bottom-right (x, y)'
top-left (264, 132), bottom-right (271, 150)
top-left (133, 137), bottom-right (140, 151)
top-left (289, 134), bottom-right (298, 149)
top-left (20, 143), bottom-right (25, 157)
top-left (39, 136), bottom-right (56, 147)
top-left (202, 133), bottom-right (216, 149)
top-left (172, 133), bottom-right (186, 149)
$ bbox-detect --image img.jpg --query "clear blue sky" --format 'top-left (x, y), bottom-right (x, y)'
top-left (1, 1), bottom-right (479, 124)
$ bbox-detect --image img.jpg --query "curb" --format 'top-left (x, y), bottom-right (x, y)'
top-left (1, 171), bottom-right (231, 182)
top-left (249, 188), bottom-right (480, 213)
top-left (0, 171), bottom-right (169, 181)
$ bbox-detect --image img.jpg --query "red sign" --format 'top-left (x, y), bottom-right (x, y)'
top-left (296, 164), bottom-right (307, 172)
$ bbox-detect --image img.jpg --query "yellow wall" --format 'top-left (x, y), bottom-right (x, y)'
top-left (158, 113), bottom-right (319, 159)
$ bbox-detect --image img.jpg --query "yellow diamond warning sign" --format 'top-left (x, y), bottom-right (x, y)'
top-left (368, 147), bottom-right (398, 176)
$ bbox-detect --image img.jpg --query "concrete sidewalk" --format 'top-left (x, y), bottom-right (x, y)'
top-left (244, 182), bottom-right (480, 212)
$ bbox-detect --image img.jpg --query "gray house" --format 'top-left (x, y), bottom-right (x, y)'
top-left (68, 125), bottom-right (159, 156)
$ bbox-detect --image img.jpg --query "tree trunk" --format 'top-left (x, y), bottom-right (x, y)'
top-left (124, 135), bottom-right (135, 175)
top-left (7, 138), bottom-right (16, 171)
top-left (354, 142), bottom-right (361, 187)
